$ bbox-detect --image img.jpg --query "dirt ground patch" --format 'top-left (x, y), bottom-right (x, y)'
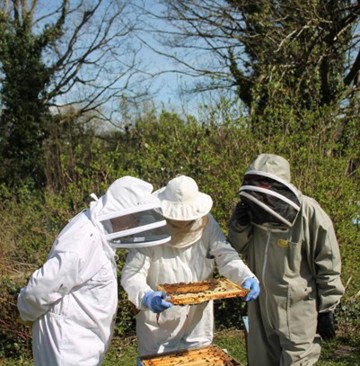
top-left (332, 344), bottom-right (357, 359)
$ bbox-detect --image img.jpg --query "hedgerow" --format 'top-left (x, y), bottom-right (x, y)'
top-left (0, 105), bottom-right (359, 359)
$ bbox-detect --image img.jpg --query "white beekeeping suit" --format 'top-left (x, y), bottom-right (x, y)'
top-left (121, 175), bottom-right (259, 356)
top-left (17, 176), bottom-right (170, 366)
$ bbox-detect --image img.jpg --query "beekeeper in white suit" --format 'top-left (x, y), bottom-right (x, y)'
top-left (17, 176), bottom-right (171, 366)
top-left (121, 175), bottom-right (260, 356)
top-left (228, 154), bottom-right (345, 366)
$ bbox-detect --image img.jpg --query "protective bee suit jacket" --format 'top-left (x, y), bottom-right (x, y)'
top-left (17, 177), bottom-right (166, 366)
top-left (121, 214), bottom-right (255, 356)
top-left (17, 210), bottom-right (118, 366)
top-left (228, 154), bottom-right (345, 366)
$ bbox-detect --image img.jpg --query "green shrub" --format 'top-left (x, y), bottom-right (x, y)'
top-left (1, 103), bottom-right (358, 360)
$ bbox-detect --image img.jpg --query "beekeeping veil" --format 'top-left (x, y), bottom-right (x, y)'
top-left (89, 176), bottom-right (170, 250)
top-left (153, 175), bottom-right (213, 248)
top-left (239, 154), bottom-right (301, 227)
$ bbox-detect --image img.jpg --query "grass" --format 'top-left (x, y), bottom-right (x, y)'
top-left (1, 327), bottom-right (359, 365)
top-left (102, 330), bottom-right (249, 365)
top-left (103, 335), bottom-right (138, 366)
top-left (104, 327), bottom-right (360, 365)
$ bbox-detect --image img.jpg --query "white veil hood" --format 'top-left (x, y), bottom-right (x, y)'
top-left (89, 177), bottom-right (170, 250)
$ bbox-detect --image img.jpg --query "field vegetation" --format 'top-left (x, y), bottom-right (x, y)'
top-left (0, 103), bottom-right (359, 365)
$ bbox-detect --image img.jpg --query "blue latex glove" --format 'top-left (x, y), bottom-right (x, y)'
top-left (143, 290), bottom-right (173, 313)
top-left (242, 277), bottom-right (260, 301)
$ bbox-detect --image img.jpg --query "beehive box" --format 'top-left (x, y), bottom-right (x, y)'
top-left (156, 277), bottom-right (248, 305)
top-left (137, 345), bottom-right (242, 366)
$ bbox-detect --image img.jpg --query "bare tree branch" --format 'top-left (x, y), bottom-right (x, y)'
top-left (136, 0), bottom-right (359, 113)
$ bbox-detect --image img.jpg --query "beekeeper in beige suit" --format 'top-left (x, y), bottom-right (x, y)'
top-left (228, 153), bottom-right (345, 366)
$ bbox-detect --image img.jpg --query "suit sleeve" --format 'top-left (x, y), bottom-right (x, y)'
top-left (227, 217), bottom-right (253, 258)
top-left (309, 203), bottom-right (345, 312)
top-left (120, 249), bottom-right (152, 310)
top-left (17, 251), bottom-right (82, 321)
top-left (207, 216), bottom-right (256, 285)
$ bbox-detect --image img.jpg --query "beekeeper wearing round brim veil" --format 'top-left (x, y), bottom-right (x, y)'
top-left (121, 175), bottom-right (259, 356)
top-left (17, 176), bottom-right (170, 366)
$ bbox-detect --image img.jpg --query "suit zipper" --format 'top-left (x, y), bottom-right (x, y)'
top-left (262, 230), bottom-right (274, 328)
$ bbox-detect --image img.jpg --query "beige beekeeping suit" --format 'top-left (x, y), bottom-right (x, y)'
top-left (228, 154), bottom-right (345, 366)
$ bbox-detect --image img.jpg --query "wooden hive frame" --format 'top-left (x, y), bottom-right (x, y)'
top-left (156, 277), bottom-right (248, 305)
top-left (138, 345), bottom-right (242, 366)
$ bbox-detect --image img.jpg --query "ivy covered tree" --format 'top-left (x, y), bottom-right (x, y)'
top-left (0, 1), bottom-right (53, 187)
top-left (147, 0), bottom-right (360, 121)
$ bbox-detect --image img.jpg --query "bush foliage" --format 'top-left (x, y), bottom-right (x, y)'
top-left (0, 105), bottom-right (359, 359)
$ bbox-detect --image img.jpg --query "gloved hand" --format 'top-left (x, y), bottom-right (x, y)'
top-left (229, 202), bottom-right (251, 229)
top-left (317, 312), bottom-right (336, 340)
top-left (143, 290), bottom-right (173, 313)
top-left (242, 277), bottom-right (260, 301)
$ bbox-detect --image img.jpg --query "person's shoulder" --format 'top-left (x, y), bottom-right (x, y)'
top-left (203, 213), bottom-right (219, 229)
top-left (208, 213), bottom-right (223, 224)
top-left (53, 210), bottom-right (100, 253)
top-left (301, 195), bottom-right (324, 211)
top-left (301, 195), bottom-right (333, 223)
top-left (207, 213), bottom-right (215, 222)
top-left (203, 214), bottom-right (226, 241)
